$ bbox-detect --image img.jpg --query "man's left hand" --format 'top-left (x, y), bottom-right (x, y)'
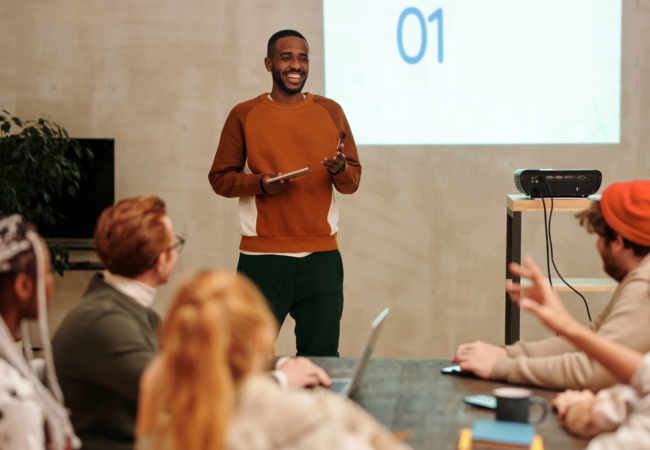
top-left (452, 342), bottom-right (503, 379)
top-left (278, 356), bottom-right (332, 388)
top-left (322, 143), bottom-right (346, 174)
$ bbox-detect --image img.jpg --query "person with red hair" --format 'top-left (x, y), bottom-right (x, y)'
top-left (136, 271), bottom-right (408, 450)
top-left (53, 196), bottom-right (330, 450)
top-left (454, 180), bottom-right (650, 392)
top-left (52, 196), bottom-right (181, 450)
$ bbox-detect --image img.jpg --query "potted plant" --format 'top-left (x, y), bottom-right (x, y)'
top-left (0, 111), bottom-right (93, 276)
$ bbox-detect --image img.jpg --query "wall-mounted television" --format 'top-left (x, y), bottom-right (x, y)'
top-left (38, 138), bottom-right (114, 246)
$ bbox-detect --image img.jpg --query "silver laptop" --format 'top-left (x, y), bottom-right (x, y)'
top-left (329, 308), bottom-right (390, 398)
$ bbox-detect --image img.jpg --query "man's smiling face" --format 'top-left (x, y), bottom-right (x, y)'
top-left (267, 36), bottom-right (310, 95)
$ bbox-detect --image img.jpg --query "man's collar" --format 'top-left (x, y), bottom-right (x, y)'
top-left (102, 270), bottom-right (156, 308)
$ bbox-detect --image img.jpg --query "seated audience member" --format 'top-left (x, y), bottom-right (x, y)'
top-left (508, 255), bottom-right (650, 449)
top-left (454, 180), bottom-right (650, 391)
top-left (0, 215), bottom-right (79, 450)
top-left (136, 270), bottom-right (409, 450)
top-left (53, 196), bottom-right (330, 450)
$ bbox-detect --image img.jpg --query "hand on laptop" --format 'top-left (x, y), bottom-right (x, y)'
top-left (278, 357), bottom-right (332, 388)
top-left (452, 341), bottom-right (507, 379)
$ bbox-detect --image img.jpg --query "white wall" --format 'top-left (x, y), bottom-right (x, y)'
top-left (1, 0), bottom-right (649, 358)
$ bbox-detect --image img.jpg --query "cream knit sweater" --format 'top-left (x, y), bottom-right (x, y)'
top-left (491, 253), bottom-right (650, 392)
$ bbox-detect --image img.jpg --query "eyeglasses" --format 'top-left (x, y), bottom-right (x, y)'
top-left (147, 236), bottom-right (186, 270)
top-left (167, 235), bottom-right (186, 254)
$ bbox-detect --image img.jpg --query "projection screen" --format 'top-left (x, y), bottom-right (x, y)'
top-left (323, 0), bottom-right (622, 145)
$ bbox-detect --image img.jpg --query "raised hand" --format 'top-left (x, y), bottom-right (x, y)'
top-left (321, 142), bottom-right (346, 174)
top-left (506, 255), bottom-right (579, 336)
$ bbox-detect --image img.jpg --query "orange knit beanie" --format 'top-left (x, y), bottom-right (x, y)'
top-left (600, 180), bottom-right (650, 247)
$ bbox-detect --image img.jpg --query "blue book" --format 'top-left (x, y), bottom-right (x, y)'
top-left (472, 420), bottom-right (535, 448)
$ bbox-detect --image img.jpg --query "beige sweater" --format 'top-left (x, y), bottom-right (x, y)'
top-left (136, 375), bottom-right (410, 450)
top-left (586, 353), bottom-right (650, 450)
top-left (491, 253), bottom-right (650, 392)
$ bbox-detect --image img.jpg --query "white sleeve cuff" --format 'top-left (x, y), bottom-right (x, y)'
top-left (271, 370), bottom-right (289, 389)
top-left (275, 356), bottom-right (292, 370)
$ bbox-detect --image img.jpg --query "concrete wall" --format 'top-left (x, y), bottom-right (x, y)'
top-left (1, 0), bottom-right (648, 358)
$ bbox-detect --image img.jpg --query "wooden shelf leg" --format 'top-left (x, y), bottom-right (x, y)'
top-left (505, 208), bottom-right (521, 345)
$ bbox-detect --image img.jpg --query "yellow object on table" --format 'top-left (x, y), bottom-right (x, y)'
top-left (457, 429), bottom-right (544, 450)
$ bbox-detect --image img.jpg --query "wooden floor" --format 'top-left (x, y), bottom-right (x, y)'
top-left (310, 358), bottom-right (591, 450)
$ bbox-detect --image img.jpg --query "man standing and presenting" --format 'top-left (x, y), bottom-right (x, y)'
top-left (209, 30), bottom-right (361, 356)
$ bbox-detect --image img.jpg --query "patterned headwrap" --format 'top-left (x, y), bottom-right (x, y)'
top-left (0, 215), bottom-right (80, 450)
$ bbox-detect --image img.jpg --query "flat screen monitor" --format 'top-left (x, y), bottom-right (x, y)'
top-left (38, 139), bottom-right (114, 242)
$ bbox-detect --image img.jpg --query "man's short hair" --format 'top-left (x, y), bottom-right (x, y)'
top-left (95, 196), bottom-right (170, 278)
top-left (267, 30), bottom-right (308, 59)
top-left (576, 201), bottom-right (650, 257)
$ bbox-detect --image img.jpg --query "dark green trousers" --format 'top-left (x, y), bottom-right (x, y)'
top-left (237, 250), bottom-right (344, 357)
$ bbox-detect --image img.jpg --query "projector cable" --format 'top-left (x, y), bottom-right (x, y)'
top-left (537, 177), bottom-right (592, 322)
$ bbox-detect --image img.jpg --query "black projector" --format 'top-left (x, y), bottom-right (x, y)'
top-left (514, 169), bottom-right (602, 198)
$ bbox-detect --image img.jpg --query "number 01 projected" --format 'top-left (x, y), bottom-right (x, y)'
top-left (324, 0), bottom-right (622, 145)
top-left (397, 7), bottom-right (443, 64)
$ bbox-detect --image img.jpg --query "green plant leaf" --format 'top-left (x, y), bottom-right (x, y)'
top-left (1, 122), bottom-right (10, 133)
top-left (11, 117), bottom-right (22, 127)
top-left (68, 185), bottom-right (76, 196)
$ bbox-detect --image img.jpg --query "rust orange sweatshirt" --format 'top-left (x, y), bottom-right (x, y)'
top-left (208, 93), bottom-right (362, 253)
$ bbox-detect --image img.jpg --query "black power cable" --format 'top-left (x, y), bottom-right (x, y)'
top-left (537, 176), bottom-right (592, 322)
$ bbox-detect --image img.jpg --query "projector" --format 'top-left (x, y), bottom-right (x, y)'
top-left (514, 169), bottom-right (602, 198)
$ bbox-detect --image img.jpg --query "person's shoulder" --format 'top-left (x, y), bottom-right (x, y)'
top-left (230, 382), bottom-right (393, 450)
top-left (628, 254), bottom-right (650, 282)
top-left (613, 269), bottom-right (650, 306)
top-left (60, 281), bottom-right (127, 322)
top-left (54, 278), bottom-right (148, 344)
top-left (0, 359), bottom-right (27, 391)
top-left (232, 376), bottom-right (327, 431)
top-left (312, 95), bottom-right (344, 112)
top-left (229, 96), bottom-right (266, 119)
top-left (233, 376), bottom-right (358, 431)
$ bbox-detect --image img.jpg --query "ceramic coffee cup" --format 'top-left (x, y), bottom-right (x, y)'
top-left (493, 387), bottom-right (549, 425)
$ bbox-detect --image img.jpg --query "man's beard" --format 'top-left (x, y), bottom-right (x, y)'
top-left (272, 65), bottom-right (308, 95)
top-left (601, 246), bottom-right (628, 282)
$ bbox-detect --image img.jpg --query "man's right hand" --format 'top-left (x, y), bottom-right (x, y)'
top-left (261, 173), bottom-right (291, 195)
top-left (278, 356), bottom-right (332, 388)
top-left (453, 340), bottom-right (508, 363)
top-left (452, 341), bottom-right (508, 379)
top-left (507, 255), bottom-right (580, 336)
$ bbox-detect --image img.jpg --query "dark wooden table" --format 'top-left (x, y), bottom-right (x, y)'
top-left (310, 358), bottom-right (591, 450)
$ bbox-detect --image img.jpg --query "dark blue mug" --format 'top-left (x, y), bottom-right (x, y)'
top-left (493, 387), bottom-right (548, 425)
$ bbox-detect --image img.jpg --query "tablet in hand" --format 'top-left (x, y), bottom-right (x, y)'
top-left (267, 168), bottom-right (313, 184)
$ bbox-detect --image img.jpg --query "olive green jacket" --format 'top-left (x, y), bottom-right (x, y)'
top-left (53, 273), bottom-right (160, 450)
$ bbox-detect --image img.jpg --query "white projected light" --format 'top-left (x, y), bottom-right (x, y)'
top-left (323, 0), bottom-right (622, 145)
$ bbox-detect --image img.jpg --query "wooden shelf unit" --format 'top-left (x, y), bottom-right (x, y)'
top-left (504, 194), bottom-right (609, 344)
top-left (511, 277), bottom-right (617, 292)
